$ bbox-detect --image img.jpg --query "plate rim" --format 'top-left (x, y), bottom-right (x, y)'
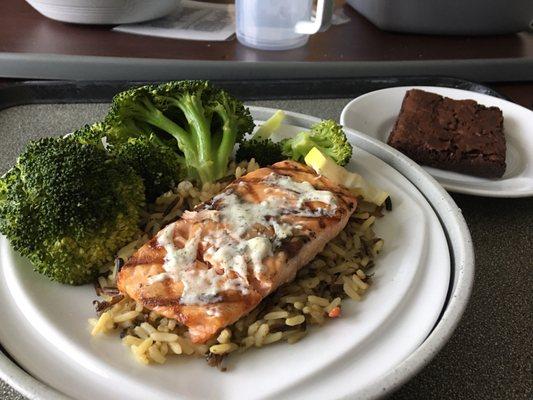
top-left (339, 85), bottom-right (533, 198)
top-left (0, 106), bottom-right (474, 400)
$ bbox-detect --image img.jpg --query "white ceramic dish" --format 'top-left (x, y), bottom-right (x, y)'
top-left (340, 86), bottom-right (533, 198)
top-left (25, 0), bottom-right (181, 25)
top-left (0, 107), bottom-right (473, 400)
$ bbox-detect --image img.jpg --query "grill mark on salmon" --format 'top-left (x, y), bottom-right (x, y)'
top-left (118, 160), bottom-right (357, 343)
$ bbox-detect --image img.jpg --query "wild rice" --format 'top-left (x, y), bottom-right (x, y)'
top-left (307, 295), bottom-right (330, 307)
top-left (113, 311), bottom-right (139, 323)
top-left (264, 311), bottom-right (289, 320)
top-left (217, 329), bottom-right (232, 344)
top-left (134, 338), bottom-right (154, 355)
top-left (285, 315), bottom-right (305, 326)
top-left (169, 341), bottom-right (183, 355)
top-left (254, 323), bottom-right (270, 347)
top-left (352, 274), bottom-right (369, 290)
top-left (122, 335), bottom-right (143, 347)
top-left (286, 331), bottom-right (307, 344)
top-left (89, 159), bottom-right (388, 366)
top-left (210, 343), bottom-right (239, 355)
top-left (263, 332), bottom-right (283, 345)
top-left (148, 345), bottom-right (166, 364)
top-left (150, 332), bottom-right (179, 342)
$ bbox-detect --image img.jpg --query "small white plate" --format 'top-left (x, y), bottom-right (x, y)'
top-left (0, 107), bottom-right (451, 400)
top-left (340, 86), bottom-right (533, 198)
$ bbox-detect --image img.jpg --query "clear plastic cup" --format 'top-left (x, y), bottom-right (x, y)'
top-left (236, 0), bottom-right (333, 51)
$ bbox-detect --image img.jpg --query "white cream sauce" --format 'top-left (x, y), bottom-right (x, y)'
top-left (153, 172), bottom-right (337, 305)
top-left (159, 224), bottom-right (200, 272)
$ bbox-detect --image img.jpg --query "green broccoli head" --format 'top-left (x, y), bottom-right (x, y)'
top-left (0, 137), bottom-right (145, 285)
top-left (112, 135), bottom-right (183, 202)
top-left (105, 85), bottom-right (163, 143)
top-left (105, 81), bottom-right (255, 185)
top-left (70, 122), bottom-right (107, 148)
top-left (235, 139), bottom-right (285, 166)
top-left (235, 118), bottom-right (352, 167)
top-left (281, 120), bottom-right (352, 166)
top-left (72, 120), bottom-right (182, 202)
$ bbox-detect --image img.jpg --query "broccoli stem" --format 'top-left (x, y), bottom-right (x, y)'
top-left (137, 99), bottom-right (191, 147)
top-left (153, 115), bottom-right (213, 183)
top-left (214, 114), bottom-right (237, 179)
top-left (148, 112), bottom-right (191, 150)
top-left (162, 95), bottom-right (215, 182)
top-left (179, 96), bottom-right (212, 161)
top-left (131, 99), bottom-right (216, 182)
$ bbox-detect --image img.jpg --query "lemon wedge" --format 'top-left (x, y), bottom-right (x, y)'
top-left (304, 147), bottom-right (389, 206)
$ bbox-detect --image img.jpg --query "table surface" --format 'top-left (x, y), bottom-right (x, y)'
top-left (1, 1), bottom-right (532, 81)
top-left (0, 84), bottom-right (531, 400)
top-left (1, 1), bottom-right (532, 62)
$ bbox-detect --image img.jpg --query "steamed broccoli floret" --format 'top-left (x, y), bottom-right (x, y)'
top-left (105, 81), bottom-right (254, 184)
top-left (0, 137), bottom-right (145, 285)
top-left (71, 123), bottom-right (181, 202)
top-left (236, 119), bottom-right (352, 167)
top-left (70, 122), bottom-right (107, 148)
top-left (235, 138), bottom-right (286, 166)
top-left (113, 135), bottom-right (182, 202)
top-left (281, 120), bottom-right (352, 166)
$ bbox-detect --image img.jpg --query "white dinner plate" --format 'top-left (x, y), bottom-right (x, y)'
top-left (340, 86), bottom-right (533, 198)
top-left (0, 107), bottom-right (455, 400)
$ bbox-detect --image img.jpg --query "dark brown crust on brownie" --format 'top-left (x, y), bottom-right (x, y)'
top-left (387, 89), bottom-right (506, 178)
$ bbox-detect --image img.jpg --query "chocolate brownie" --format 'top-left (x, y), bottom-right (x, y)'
top-left (387, 89), bottom-right (506, 178)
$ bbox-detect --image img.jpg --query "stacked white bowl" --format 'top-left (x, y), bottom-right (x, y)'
top-left (25, 0), bottom-right (181, 24)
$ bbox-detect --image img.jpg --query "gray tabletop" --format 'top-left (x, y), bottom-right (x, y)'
top-left (0, 100), bottom-right (531, 400)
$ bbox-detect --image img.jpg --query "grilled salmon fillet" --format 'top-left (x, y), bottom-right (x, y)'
top-left (117, 160), bottom-right (357, 343)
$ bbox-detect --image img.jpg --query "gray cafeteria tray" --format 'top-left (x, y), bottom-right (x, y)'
top-left (2, 53), bottom-right (533, 83)
top-left (0, 79), bottom-right (530, 400)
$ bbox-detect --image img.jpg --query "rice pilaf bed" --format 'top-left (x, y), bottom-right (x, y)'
top-left (89, 159), bottom-right (387, 368)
